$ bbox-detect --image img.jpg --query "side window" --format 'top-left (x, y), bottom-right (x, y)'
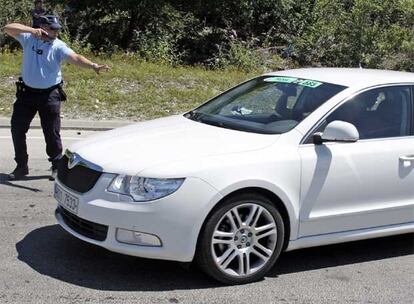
top-left (324, 86), bottom-right (412, 139)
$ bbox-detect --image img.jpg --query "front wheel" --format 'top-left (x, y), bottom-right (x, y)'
top-left (197, 193), bottom-right (285, 284)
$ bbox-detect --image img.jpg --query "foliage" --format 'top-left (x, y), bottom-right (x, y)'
top-left (1, 0), bottom-right (414, 71)
top-left (294, 0), bottom-right (414, 71)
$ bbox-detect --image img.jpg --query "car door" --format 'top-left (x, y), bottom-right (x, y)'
top-left (298, 85), bottom-right (414, 237)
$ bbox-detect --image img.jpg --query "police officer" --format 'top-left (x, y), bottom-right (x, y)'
top-left (3, 15), bottom-right (109, 181)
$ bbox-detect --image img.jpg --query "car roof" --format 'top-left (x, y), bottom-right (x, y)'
top-left (265, 68), bottom-right (414, 88)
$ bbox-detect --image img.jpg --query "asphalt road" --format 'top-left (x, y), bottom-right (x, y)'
top-left (1, 128), bottom-right (414, 304)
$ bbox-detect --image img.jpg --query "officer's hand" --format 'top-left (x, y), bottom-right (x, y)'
top-left (31, 28), bottom-right (49, 40)
top-left (92, 63), bottom-right (110, 75)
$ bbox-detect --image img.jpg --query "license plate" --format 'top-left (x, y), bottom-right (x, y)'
top-left (54, 183), bottom-right (79, 214)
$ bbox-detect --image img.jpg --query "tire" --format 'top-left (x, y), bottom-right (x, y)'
top-left (197, 193), bottom-right (285, 284)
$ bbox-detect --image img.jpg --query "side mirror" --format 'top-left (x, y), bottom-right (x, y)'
top-left (313, 121), bottom-right (359, 145)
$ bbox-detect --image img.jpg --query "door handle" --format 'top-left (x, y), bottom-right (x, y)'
top-left (399, 155), bottom-right (414, 161)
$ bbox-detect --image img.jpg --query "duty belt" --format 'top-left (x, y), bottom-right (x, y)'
top-left (17, 77), bottom-right (62, 93)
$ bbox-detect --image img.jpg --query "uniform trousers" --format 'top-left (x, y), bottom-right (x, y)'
top-left (11, 83), bottom-right (63, 168)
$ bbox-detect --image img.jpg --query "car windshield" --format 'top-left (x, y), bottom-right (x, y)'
top-left (185, 76), bottom-right (347, 134)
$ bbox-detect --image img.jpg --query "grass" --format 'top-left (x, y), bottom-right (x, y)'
top-left (0, 52), bottom-right (258, 121)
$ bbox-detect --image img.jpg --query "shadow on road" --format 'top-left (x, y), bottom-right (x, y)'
top-left (16, 224), bottom-right (414, 291)
top-left (0, 173), bottom-right (47, 192)
top-left (16, 224), bottom-right (218, 291)
top-left (269, 233), bottom-right (414, 277)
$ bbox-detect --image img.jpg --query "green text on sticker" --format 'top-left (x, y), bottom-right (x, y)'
top-left (264, 76), bottom-right (298, 83)
top-left (295, 79), bottom-right (323, 88)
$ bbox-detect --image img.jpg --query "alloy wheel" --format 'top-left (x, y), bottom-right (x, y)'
top-left (211, 203), bottom-right (278, 277)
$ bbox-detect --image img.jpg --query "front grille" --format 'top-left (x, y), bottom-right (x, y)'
top-left (57, 156), bottom-right (102, 193)
top-left (58, 207), bottom-right (108, 241)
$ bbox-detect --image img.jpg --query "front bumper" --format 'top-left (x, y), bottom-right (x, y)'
top-left (55, 173), bottom-right (222, 262)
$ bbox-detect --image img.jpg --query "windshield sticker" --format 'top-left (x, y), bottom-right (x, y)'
top-left (264, 76), bottom-right (298, 83)
top-left (264, 77), bottom-right (323, 88)
top-left (294, 79), bottom-right (323, 88)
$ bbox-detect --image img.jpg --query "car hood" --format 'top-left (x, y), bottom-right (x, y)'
top-left (69, 115), bottom-right (278, 175)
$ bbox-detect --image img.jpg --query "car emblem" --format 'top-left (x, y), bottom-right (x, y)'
top-left (64, 149), bottom-right (103, 172)
top-left (67, 152), bottom-right (80, 169)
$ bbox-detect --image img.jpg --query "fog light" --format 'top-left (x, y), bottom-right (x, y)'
top-left (116, 228), bottom-right (162, 247)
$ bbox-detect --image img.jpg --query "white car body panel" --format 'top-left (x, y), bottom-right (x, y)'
top-left (287, 221), bottom-right (414, 251)
top-left (299, 137), bottom-right (414, 236)
top-left (69, 115), bottom-right (278, 176)
top-left (55, 175), bottom-right (223, 261)
top-left (55, 68), bottom-right (414, 263)
top-left (264, 68), bottom-right (414, 88)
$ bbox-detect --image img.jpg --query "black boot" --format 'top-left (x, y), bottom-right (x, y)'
top-left (8, 165), bottom-right (29, 180)
top-left (49, 161), bottom-right (59, 181)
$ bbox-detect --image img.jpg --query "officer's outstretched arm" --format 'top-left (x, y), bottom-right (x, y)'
top-left (66, 53), bottom-right (110, 75)
top-left (3, 23), bottom-right (47, 39)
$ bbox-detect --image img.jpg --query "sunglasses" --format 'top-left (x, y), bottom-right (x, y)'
top-left (43, 25), bottom-right (59, 32)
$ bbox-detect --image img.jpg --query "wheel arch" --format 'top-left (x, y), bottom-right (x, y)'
top-left (195, 186), bottom-right (296, 258)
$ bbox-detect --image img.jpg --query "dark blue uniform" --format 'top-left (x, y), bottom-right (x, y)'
top-left (12, 80), bottom-right (64, 168)
top-left (9, 28), bottom-right (73, 180)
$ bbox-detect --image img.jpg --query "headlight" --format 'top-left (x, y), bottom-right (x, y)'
top-left (107, 175), bottom-right (185, 202)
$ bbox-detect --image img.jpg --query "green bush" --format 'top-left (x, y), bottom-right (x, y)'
top-left (1, 0), bottom-right (413, 71)
top-left (293, 0), bottom-right (414, 71)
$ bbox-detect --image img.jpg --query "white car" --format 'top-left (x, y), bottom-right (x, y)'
top-left (54, 68), bottom-right (414, 284)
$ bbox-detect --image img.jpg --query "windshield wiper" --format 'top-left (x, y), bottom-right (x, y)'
top-left (186, 111), bottom-right (229, 127)
top-left (185, 111), bottom-right (206, 122)
top-left (186, 111), bottom-right (274, 133)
